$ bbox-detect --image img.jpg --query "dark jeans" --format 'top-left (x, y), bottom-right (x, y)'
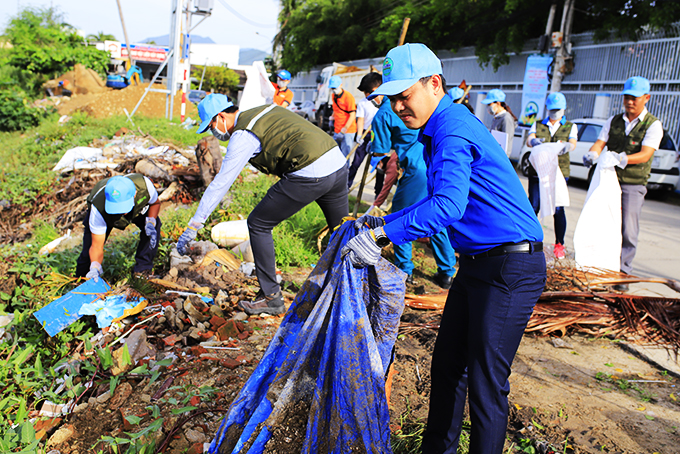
top-left (347, 140), bottom-right (370, 189)
top-left (76, 210), bottom-right (161, 277)
top-left (247, 166), bottom-right (349, 296)
top-left (528, 175), bottom-right (567, 245)
top-left (620, 184), bottom-right (646, 275)
top-left (421, 248), bottom-right (546, 454)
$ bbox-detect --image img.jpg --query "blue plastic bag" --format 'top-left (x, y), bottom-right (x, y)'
top-left (210, 221), bottom-right (406, 454)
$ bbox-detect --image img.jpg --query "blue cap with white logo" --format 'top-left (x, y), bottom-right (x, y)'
top-left (277, 69), bottom-right (291, 81)
top-left (196, 94), bottom-right (234, 134)
top-left (481, 89), bottom-right (506, 104)
top-left (448, 87), bottom-right (464, 101)
top-left (622, 76), bottom-right (650, 98)
top-left (104, 176), bottom-right (136, 214)
top-left (545, 92), bottom-right (567, 110)
top-left (329, 75), bottom-right (342, 89)
top-left (368, 43), bottom-right (443, 100)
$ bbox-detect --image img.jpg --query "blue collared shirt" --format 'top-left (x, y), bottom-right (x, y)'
top-left (383, 95), bottom-right (542, 255)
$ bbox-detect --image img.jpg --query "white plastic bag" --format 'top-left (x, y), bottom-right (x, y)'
top-left (573, 151), bottom-right (622, 271)
top-left (528, 143), bottom-right (570, 221)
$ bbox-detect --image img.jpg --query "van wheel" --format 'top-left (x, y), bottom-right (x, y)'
top-left (519, 154), bottom-right (531, 177)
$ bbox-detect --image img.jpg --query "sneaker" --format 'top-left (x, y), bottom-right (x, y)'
top-left (238, 290), bottom-right (285, 316)
top-left (554, 243), bottom-right (565, 259)
top-left (612, 283), bottom-right (629, 292)
top-left (433, 272), bottom-right (454, 290)
top-left (405, 275), bottom-right (415, 286)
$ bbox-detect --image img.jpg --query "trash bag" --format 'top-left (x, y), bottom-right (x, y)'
top-left (210, 221), bottom-right (406, 454)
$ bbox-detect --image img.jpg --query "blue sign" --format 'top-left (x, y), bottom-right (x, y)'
top-left (519, 55), bottom-right (553, 127)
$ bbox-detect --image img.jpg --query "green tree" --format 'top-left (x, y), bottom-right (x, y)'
top-left (193, 65), bottom-right (240, 96)
top-left (1, 7), bottom-right (111, 96)
top-left (275, 0), bottom-right (680, 73)
top-left (86, 31), bottom-right (117, 42)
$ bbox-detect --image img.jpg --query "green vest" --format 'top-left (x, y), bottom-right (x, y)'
top-left (233, 105), bottom-right (336, 177)
top-left (606, 112), bottom-right (659, 186)
top-left (529, 120), bottom-right (573, 178)
top-left (87, 173), bottom-right (151, 230)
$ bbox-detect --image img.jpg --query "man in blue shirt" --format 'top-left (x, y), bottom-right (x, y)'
top-left (342, 44), bottom-right (546, 454)
top-left (371, 98), bottom-right (457, 288)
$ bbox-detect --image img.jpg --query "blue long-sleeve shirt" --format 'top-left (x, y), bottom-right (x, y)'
top-left (383, 95), bottom-right (542, 255)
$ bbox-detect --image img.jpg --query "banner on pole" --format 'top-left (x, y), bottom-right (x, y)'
top-left (519, 55), bottom-right (553, 127)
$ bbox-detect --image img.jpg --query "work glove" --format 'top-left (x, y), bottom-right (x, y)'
top-left (341, 228), bottom-right (384, 268)
top-left (176, 221), bottom-right (203, 255)
top-left (558, 142), bottom-right (575, 156)
top-left (86, 261), bottom-right (103, 283)
top-left (583, 151), bottom-right (599, 168)
top-left (528, 137), bottom-right (545, 148)
top-left (354, 213), bottom-right (385, 230)
top-left (145, 217), bottom-right (158, 249)
top-left (615, 151), bottom-right (629, 169)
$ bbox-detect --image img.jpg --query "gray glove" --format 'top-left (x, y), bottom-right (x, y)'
top-left (615, 151), bottom-right (629, 169)
top-left (355, 134), bottom-right (364, 146)
top-left (341, 229), bottom-right (383, 268)
top-left (528, 137), bottom-right (545, 148)
top-left (354, 214), bottom-right (385, 230)
top-left (558, 142), bottom-right (574, 156)
top-left (145, 217), bottom-right (158, 249)
top-left (177, 222), bottom-right (202, 255)
top-left (86, 261), bottom-right (103, 283)
top-left (583, 151), bottom-right (598, 168)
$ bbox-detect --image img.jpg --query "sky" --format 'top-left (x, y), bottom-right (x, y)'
top-left (1, 0), bottom-right (280, 51)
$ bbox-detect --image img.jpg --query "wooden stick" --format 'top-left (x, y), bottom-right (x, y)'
top-left (397, 18), bottom-right (411, 46)
top-left (353, 151), bottom-right (373, 217)
top-left (345, 126), bottom-right (372, 162)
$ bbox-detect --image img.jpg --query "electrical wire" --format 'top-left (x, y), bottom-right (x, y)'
top-left (216, 0), bottom-right (277, 28)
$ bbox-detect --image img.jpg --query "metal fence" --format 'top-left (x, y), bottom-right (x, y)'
top-left (289, 25), bottom-right (680, 144)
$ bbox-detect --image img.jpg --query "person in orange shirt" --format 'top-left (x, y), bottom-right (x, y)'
top-left (329, 75), bottom-right (357, 157)
top-left (273, 70), bottom-right (294, 107)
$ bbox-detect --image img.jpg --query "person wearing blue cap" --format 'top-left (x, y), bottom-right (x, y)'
top-left (176, 94), bottom-right (348, 315)
top-left (525, 92), bottom-right (578, 259)
top-left (341, 43), bottom-right (545, 454)
top-left (584, 76), bottom-right (663, 288)
top-left (273, 69), bottom-right (294, 108)
top-left (76, 174), bottom-right (161, 281)
top-left (448, 86), bottom-right (474, 114)
top-left (481, 88), bottom-right (518, 157)
top-left (328, 75), bottom-right (357, 157)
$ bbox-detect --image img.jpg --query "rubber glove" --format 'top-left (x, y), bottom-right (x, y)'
top-left (177, 221), bottom-right (203, 255)
top-left (558, 142), bottom-right (575, 156)
top-left (583, 151), bottom-right (599, 168)
top-left (86, 261), bottom-right (103, 283)
top-left (615, 151), bottom-right (629, 169)
top-left (528, 137), bottom-right (545, 148)
top-left (355, 134), bottom-right (364, 146)
top-left (145, 217), bottom-right (158, 249)
top-left (341, 228), bottom-right (384, 268)
top-left (354, 213), bottom-right (385, 230)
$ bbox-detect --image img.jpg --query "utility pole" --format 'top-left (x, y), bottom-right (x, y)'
top-left (115, 0), bottom-right (135, 67)
top-left (550, 0), bottom-right (575, 92)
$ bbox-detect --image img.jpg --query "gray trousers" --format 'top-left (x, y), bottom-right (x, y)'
top-left (620, 184), bottom-right (647, 275)
top-left (247, 167), bottom-right (349, 296)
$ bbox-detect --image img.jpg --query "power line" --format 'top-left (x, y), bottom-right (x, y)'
top-left (216, 0), bottom-right (277, 28)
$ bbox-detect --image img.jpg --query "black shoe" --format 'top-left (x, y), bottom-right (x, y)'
top-left (238, 290), bottom-right (285, 315)
top-left (405, 275), bottom-right (415, 285)
top-left (434, 272), bottom-right (454, 290)
top-left (612, 283), bottom-right (629, 292)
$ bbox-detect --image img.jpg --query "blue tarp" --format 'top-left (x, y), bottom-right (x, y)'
top-left (210, 221), bottom-right (406, 454)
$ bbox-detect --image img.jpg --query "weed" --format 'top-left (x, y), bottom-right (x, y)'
top-left (595, 371), bottom-right (657, 402)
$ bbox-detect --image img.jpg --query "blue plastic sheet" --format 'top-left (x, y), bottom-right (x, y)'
top-left (78, 294), bottom-right (146, 328)
top-left (34, 279), bottom-right (111, 337)
top-left (210, 221), bottom-right (406, 454)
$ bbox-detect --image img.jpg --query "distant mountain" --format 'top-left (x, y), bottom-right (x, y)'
top-left (239, 48), bottom-right (270, 65)
top-left (141, 35), bottom-right (215, 46)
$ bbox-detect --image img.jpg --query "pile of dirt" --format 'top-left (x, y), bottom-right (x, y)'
top-left (44, 63), bottom-right (107, 95)
top-left (56, 82), bottom-right (199, 119)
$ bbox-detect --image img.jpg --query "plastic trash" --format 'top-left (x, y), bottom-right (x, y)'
top-left (34, 279), bottom-right (111, 337)
top-left (211, 219), bottom-right (250, 248)
top-left (78, 294), bottom-right (147, 328)
top-left (39, 229), bottom-right (72, 255)
top-left (528, 142), bottom-right (570, 221)
top-left (231, 239), bottom-right (254, 262)
top-left (209, 221), bottom-right (406, 454)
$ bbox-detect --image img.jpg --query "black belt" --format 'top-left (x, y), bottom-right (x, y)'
top-left (465, 241), bottom-right (543, 260)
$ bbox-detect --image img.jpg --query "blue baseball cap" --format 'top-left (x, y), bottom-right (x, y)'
top-left (329, 75), bottom-right (342, 89)
top-left (277, 69), bottom-right (291, 80)
top-left (196, 93), bottom-right (234, 134)
top-left (448, 87), bottom-right (464, 100)
top-left (104, 176), bottom-right (136, 214)
top-left (368, 43), bottom-right (443, 100)
top-left (545, 92), bottom-right (567, 110)
top-left (481, 89), bottom-right (506, 104)
top-left (622, 76), bottom-right (650, 97)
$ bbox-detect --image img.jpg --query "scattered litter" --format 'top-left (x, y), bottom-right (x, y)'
top-left (165, 290), bottom-right (214, 305)
top-left (551, 337), bottom-right (573, 349)
top-left (239, 262), bottom-right (256, 277)
top-left (39, 400), bottom-right (73, 418)
top-left (78, 294), bottom-right (147, 329)
top-left (0, 313), bottom-right (14, 342)
top-left (39, 229), bottom-right (72, 255)
top-left (211, 219), bottom-right (249, 248)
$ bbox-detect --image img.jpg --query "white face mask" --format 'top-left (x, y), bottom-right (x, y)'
top-left (211, 116), bottom-right (231, 141)
top-left (487, 104), bottom-right (497, 116)
top-left (332, 87), bottom-right (342, 95)
top-left (548, 109), bottom-right (565, 121)
top-left (277, 78), bottom-right (289, 88)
